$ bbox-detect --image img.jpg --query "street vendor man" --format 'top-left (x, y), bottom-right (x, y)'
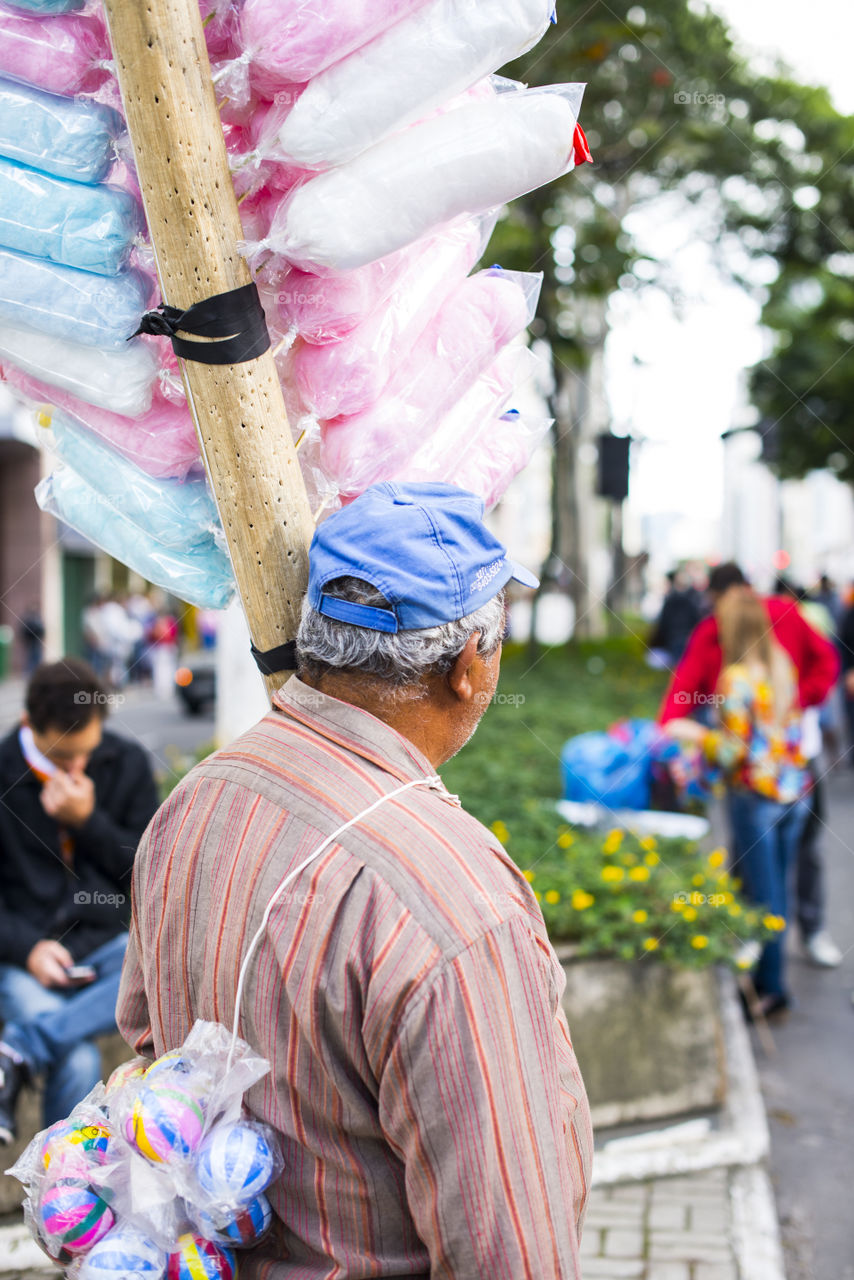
top-left (118, 481), bottom-right (592, 1278)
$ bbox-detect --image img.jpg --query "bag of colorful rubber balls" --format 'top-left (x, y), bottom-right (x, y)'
top-left (8, 1021), bottom-right (282, 1279)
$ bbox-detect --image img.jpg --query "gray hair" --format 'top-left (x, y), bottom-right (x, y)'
top-left (297, 577), bottom-right (506, 689)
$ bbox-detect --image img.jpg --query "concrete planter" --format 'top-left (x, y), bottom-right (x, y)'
top-left (556, 949), bottom-right (727, 1131)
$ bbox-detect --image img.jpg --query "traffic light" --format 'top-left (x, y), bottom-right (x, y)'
top-left (596, 433), bottom-right (631, 501)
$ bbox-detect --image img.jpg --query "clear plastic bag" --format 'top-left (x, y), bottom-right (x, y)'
top-left (42, 412), bottom-right (220, 550)
top-left (0, 10), bottom-right (110, 96)
top-left (0, 248), bottom-right (151, 347)
top-left (0, 323), bottom-right (159, 416)
top-left (36, 469), bottom-right (235, 610)
top-left (0, 157), bottom-right (141, 276)
top-left (0, 76), bottom-right (123, 184)
top-left (260, 83), bottom-right (585, 272)
top-left (289, 220), bottom-right (484, 419)
top-left (4, 371), bottom-right (195, 472)
top-left (271, 0), bottom-right (556, 170)
top-left (407, 408), bottom-right (551, 509)
top-left (3, 0), bottom-right (85, 13)
top-left (240, 0), bottom-right (430, 87)
top-left (319, 269), bottom-right (541, 496)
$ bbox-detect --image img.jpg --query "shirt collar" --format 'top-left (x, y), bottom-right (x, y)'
top-left (272, 676), bottom-right (454, 798)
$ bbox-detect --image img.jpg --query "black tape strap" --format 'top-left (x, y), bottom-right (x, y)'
top-left (251, 640), bottom-right (297, 677)
top-left (131, 282), bottom-right (270, 365)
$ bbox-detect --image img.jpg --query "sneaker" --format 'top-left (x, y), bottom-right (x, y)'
top-left (0, 1043), bottom-right (28, 1146)
top-left (803, 930), bottom-right (843, 968)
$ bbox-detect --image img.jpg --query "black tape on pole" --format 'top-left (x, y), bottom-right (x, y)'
top-left (131, 282), bottom-right (270, 364)
top-left (250, 640), bottom-right (297, 677)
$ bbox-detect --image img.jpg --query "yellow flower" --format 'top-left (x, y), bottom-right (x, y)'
top-left (692, 873), bottom-right (705, 887)
top-left (632, 909), bottom-right (648, 923)
top-left (642, 937), bottom-right (659, 951)
top-left (644, 851), bottom-right (660, 867)
top-left (544, 890), bottom-right (560, 905)
top-left (571, 889), bottom-right (595, 911)
top-left (629, 866), bottom-right (650, 882)
top-left (522, 869), bottom-right (536, 883)
top-left (736, 955), bottom-right (752, 970)
top-left (727, 903), bottom-right (742, 918)
top-left (490, 820), bottom-right (509, 844)
top-left (639, 836), bottom-right (658, 852)
top-left (601, 865), bottom-right (625, 883)
top-left (708, 848), bottom-right (726, 869)
top-left (691, 935), bottom-right (709, 949)
top-left (602, 829), bottom-right (624, 855)
top-left (763, 914), bottom-right (786, 932)
top-left (682, 907), bottom-right (698, 922)
top-left (557, 830), bottom-right (575, 849)
top-left (671, 899), bottom-right (685, 913)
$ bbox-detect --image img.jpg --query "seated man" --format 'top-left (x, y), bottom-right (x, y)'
top-left (0, 659), bottom-right (159, 1142)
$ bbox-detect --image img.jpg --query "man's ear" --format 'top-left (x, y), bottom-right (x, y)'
top-left (20, 712), bottom-right (29, 728)
top-left (447, 633), bottom-right (481, 703)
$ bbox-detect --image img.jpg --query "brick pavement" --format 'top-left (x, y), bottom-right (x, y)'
top-left (581, 1168), bottom-right (743, 1280)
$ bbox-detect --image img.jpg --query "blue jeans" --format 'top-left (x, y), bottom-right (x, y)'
top-left (0, 933), bottom-right (128, 1125)
top-left (727, 791), bottom-right (809, 999)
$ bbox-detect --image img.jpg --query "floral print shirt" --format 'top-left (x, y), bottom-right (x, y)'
top-left (703, 663), bottom-right (809, 804)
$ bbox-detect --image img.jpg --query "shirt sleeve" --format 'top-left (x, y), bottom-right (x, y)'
top-left (794, 609), bottom-right (840, 707)
top-left (658, 618), bottom-right (716, 723)
top-left (377, 916), bottom-right (592, 1280)
top-left (115, 875), bottom-right (155, 1058)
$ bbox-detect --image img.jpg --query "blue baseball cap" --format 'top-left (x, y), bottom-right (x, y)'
top-left (308, 482), bottom-right (539, 633)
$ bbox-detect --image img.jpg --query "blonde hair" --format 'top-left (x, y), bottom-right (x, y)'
top-left (716, 586), bottom-right (796, 725)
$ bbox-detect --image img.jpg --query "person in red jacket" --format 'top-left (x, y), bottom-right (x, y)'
top-left (660, 562), bottom-right (842, 970)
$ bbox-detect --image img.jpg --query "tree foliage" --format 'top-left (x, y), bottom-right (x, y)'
top-left (490, 0), bottom-right (852, 611)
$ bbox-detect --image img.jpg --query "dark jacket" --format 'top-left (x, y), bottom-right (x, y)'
top-left (0, 726), bottom-right (159, 966)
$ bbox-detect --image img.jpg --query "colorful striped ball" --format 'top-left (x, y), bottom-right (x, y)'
top-left (144, 1049), bottom-right (195, 1081)
top-left (39, 1177), bottom-right (115, 1255)
top-left (125, 1084), bottom-right (205, 1163)
top-left (196, 1192), bottom-right (273, 1247)
top-left (166, 1233), bottom-right (235, 1280)
top-left (105, 1059), bottom-right (148, 1093)
top-left (78, 1225), bottom-right (167, 1279)
top-left (196, 1122), bottom-right (275, 1203)
top-left (41, 1121), bottom-right (111, 1171)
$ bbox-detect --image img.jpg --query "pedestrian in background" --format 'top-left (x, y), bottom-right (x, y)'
top-left (666, 586), bottom-right (811, 1015)
top-left (660, 562), bottom-right (841, 969)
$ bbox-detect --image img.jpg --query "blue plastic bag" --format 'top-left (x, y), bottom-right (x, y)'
top-left (560, 722), bottom-right (655, 811)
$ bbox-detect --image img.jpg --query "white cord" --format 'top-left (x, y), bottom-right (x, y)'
top-left (227, 775), bottom-right (441, 1068)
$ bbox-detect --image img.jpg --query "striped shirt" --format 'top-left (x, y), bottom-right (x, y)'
top-left (117, 677), bottom-right (592, 1278)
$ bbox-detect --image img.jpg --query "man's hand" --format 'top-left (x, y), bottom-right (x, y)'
top-left (40, 770), bottom-right (96, 827)
top-left (26, 939), bottom-right (74, 988)
top-left (845, 670), bottom-right (854, 699)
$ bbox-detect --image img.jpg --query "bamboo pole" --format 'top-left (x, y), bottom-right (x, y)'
top-left (102, 0), bottom-right (314, 699)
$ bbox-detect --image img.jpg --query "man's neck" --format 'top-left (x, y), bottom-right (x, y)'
top-left (298, 672), bottom-right (448, 767)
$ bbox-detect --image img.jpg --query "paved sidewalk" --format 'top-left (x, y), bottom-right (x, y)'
top-left (581, 1164), bottom-right (784, 1280)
